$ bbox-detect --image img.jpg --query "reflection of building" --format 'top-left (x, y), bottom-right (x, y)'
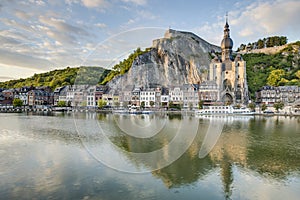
top-left (256, 85), bottom-right (300, 105)
top-left (202, 20), bottom-right (249, 105)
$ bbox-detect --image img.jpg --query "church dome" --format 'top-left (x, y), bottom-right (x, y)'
top-left (221, 37), bottom-right (233, 49)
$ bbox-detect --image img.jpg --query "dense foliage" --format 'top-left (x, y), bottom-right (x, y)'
top-left (238, 36), bottom-right (288, 51)
top-left (13, 98), bottom-right (23, 107)
top-left (0, 66), bottom-right (110, 90)
top-left (101, 47), bottom-right (151, 85)
top-left (243, 42), bottom-right (300, 99)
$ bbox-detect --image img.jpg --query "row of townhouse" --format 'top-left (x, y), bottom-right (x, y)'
top-left (117, 84), bottom-right (200, 109)
top-left (0, 86), bottom-right (53, 107)
top-left (53, 85), bottom-right (108, 107)
top-left (255, 85), bottom-right (300, 105)
top-left (2, 84), bottom-right (300, 109)
top-left (0, 83), bottom-right (209, 109)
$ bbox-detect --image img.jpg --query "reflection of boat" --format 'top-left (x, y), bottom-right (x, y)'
top-left (195, 106), bottom-right (255, 116)
top-left (196, 114), bottom-right (254, 121)
top-left (113, 108), bottom-right (153, 115)
top-left (112, 109), bottom-right (129, 114)
top-left (263, 110), bottom-right (275, 115)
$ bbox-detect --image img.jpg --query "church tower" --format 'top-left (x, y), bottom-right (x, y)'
top-left (221, 20), bottom-right (233, 62)
top-left (208, 17), bottom-right (249, 105)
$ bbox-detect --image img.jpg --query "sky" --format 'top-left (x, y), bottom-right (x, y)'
top-left (1, 0), bottom-right (300, 82)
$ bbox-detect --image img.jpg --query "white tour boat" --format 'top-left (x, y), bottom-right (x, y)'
top-left (195, 105), bottom-right (255, 116)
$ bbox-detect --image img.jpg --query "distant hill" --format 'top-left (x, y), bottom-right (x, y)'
top-left (0, 66), bottom-right (111, 90)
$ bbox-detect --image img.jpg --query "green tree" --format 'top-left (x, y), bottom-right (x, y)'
top-left (57, 100), bottom-right (66, 107)
top-left (169, 101), bottom-right (174, 108)
top-left (267, 69), bottom-right (285, 86)
top-left (81, 101), bottom-right (87, 107)
top-left (101, 47), bottom-right (150, 85)
top-left (248, 102), bottom-right (256, 111)
top-left (274, 101), bottom-right (284, 112)
top-left (150, 101), bottom-right (155, 107)
top-left (295, 70), bottom-right (300, 79)
top-left (188, 102), bottom-right (193, 110)
top-left (257, 39), bottom-right (264, 49)
top-left (140, 101), bottom-right (145, 109)
top-left (114, 101), bottom-right (120, 108)
top-left (13, 98), bottom-right (23, 107)
top-left (198, 100), bottom-right (204, 109)
top-left (97, 99), bottom-right (107, 109)
top-left (261, 104), bottom-right (267, 112)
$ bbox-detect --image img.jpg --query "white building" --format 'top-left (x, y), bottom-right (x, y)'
top-left (140, 89), bottom-right (156, 108)
top-left (169, 86), bottom-right (183, 105)
top-left (182, 84), bottom-right (199, 109)
top-left (86, 86), bottom-right (96, 108)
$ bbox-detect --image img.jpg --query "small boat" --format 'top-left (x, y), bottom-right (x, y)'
top-left (195, 105), bottom-right (255, 116)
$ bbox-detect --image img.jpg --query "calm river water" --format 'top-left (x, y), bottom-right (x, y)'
top-left (0, 112), bottom-right (300, 200)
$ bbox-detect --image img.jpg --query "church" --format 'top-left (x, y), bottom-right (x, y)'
top-left (199, 20), bottom-right (249, 105)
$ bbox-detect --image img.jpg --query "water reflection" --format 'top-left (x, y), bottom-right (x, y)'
top-left (0, 113), bottom-right (300, 199)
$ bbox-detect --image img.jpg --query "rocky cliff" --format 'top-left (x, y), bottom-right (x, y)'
top-left (107, 29), bottom-right (221, 91)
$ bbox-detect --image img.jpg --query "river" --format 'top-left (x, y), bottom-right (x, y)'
top-left (0, 112), bottom-right (300, 200)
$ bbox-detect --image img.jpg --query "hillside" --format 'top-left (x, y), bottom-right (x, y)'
top-left (0, 66), bottom-right (110, 90)
top-left (242, 41), bottom-right (300, 98)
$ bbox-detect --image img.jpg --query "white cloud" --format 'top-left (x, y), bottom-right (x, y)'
top-left (0, 49), bottom-right (55, 71)
top-left (0, 63), bottom-right (44, 82)
top-left (137, 10), bottom-right (157, 20)
top-left (29, 0), bottom-right (46, 6)
top-left (0, 76), bottom-right (15, 81)
top-left (95, 23), bottom-right (107, 28)
top-left (81, 0), bottom-right (108, 8)
top-left (65, 0), bottom-right (80, 5)
top-left (121, 0), bottom-right (147, 6)
top-left (127, 19), bottom-right (136, 25)
top-left (39, 16), bottom-right (88, 35)
top-left (15, 9), bottom-right (32, 20)
top-left (193, 0), bottom-right (300, 48)
top-left (0, 18), bottom-right (34, 33)
top-left (37, 16), bottom-right (91, 46)
top-left (193, 21), bottom-right (224, 46)
top-left (232, 0), bottom-right (300, 41)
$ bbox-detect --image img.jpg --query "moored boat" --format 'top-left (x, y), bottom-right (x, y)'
top-left (195, 105), bottom-right (254, 116)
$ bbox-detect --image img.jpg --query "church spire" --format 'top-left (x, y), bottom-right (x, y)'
top-left (221, 13), bottom-right (233, 61)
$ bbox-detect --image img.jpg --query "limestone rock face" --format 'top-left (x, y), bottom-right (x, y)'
top-left (107, 29), bottom-right (221, 91)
